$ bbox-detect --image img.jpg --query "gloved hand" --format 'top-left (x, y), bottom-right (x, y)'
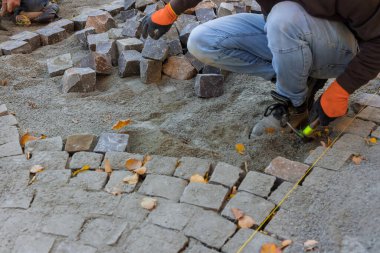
top-left (6, 0), bottom-right (20, 13)
top-left (141, 3), bottom-right (177, 40)
top-left (309, 80), bottom-right (349, 126)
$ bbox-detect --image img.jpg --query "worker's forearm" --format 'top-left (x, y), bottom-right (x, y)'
top-left (170, 0), bottom-right (203, 15)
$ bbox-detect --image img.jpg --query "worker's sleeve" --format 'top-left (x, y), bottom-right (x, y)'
top-left (336, 37), bottom-right (380, 94)
top-left (170, 0), bottom-right (203, 15)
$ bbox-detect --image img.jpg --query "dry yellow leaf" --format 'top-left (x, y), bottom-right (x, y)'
top-left (134, 166), bottom-right (147, 175)
top-left (143, 155), bottom-right (152, 165)
top-left (369, 137), bottom-right (377, 144)
top-left (190, 174), bottom-right (207, 183)
top-left (20, 133), bottom-right (38, 147)
top-left (125, 158), bottom-right (143, 171)
top-left (304, 240), bottom-right (318, 251)
top-left (352, 155), bottom-right (364, 165)
top-left (281, 240), bottom-right (292, 248)
top-left (141, 197), bottom-right (157, 210)
top-left (72, 165), bottom-right (91, 176)
top-left (104, 158), bottom-right (112, 173)
top-left (123, 173), bottom-right (139, 185)
top-left (231, 208), bottom-right (244, 220)
top-left (112, 119), bottom-right (132, 130)
top-left (260, 243), bottom-right (280, 253)
top-left (238, 215), bottom-right (256, 228)
top-left (235, 143), bottom-right (246, 155)
top-left (265, 127), bottom-right (276, 134)
top-left (30, 165), bottom-right (44, 173)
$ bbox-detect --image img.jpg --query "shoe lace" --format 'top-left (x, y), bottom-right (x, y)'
top-left (263, 103), bottom-right (289, 127)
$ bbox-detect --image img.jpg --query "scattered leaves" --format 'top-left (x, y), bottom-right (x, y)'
top-left (235, 143), bottom-right (246, 155)
top-left (352, 155), bottom-right (365, 165)
top-left (125, 158), bottom-right (143, 171)
top-left (260, 243), bottom-right (280, 253)
top-left (26, 152), bottom-right (31, 160)
top-left (30, 165), bottom-right (44, 173)
top-left (231, 208), bottom-right (244, 220)
top-left (72, 165), bottom-right (91, 177)
top-left (134, 166), bottom-right (147, 175)
top-left (123, 173), bottom-right (139, 185)
top-left (20, 133), bottom-right (38, 147)
top-left (265, 127), bottom-right (276, 134)
top-left (304, 240), bottom-right (319, 251)
top-left (190, 174), bottom-right (207, 183)
top-left (238, 215), bottom-right (256, 228)
top-left (141, 197), bottom-right (157, 210)
top-left (112, 119), bottom-right (132, 130)
top-left (104, 158), bottom-right (112, 174)
top-left (281, 240), bottom-right (292, 249)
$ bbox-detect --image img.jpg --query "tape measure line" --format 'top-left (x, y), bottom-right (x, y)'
top-left (236, 87), bottom-right (380, 253)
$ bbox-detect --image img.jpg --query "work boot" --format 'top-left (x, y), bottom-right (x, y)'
top-left (250, 78), bottom-right (327, 137)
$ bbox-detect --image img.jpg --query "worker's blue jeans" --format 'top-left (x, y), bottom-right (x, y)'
top-left (187, 1), bottom-right (358, 107)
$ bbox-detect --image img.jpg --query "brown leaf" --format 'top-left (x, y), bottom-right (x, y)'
top-left (231, 208), bottom-right (244, 220)
top-left (134, 166), bottom-right (147, 175)
top-left (125, 158), bottom-right (143, 171)
top-left (123, 173), bottom-right (139, 185)
top-left (352, 155), bottom-right (364, 165)
top-left (0, 79), bottom-right (8, 86)
top-left (238, 215), bottom-right (256, 228)
top-left (304, 240), bottom-right (318, 251)
top-left (190, 174), bottom-right (207, 183)
top-left (265, 127), bottom-right (276, 134)
top-left (281, 240), bottom-right (292, 249)
top-left (235, 143), bottom-right (246, 155)
top-left (112, 119), bottom-right (132, 130)
top-left (369, 137), bottom-right (377, 144)
top-left (260, 243), bottom-right (280, 253)
top-left (140, 197), bottom-right (157, 210)
top-left (26, 152), bottom-right (31, 160)
top-left (143, 155), bottom-right (152, 165)
top-left (104, 158), bottom-right (112, 173)
top-left (30, 165), bottom-right (44, 173)
top-left (20, 133), bottom-right (38, 147)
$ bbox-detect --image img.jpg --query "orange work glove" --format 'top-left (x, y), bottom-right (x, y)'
top-left (141, 3), bottom-right (178, 40)
top-left (309, 80), bottom-right (349, 126)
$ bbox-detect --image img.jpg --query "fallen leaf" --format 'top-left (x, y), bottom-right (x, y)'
top-left (26, 152), bottom-right (31, 160)
top-left (235, 143), bottom-right (246, 155)
top-left (30, 165), bottom-right (44, 173)
top-left (369, 137), bottom-right (377, 144)
top-left (40, 134), bottom-right (47, 139)
top-left (104, 158), bottom-right (112, 173)
top-left (28, 175), bottom-right (37, 185)
top-left (134, 166), bottom-right (147, 175)
top-left (327, 137), bottom-right (332, 146)
top-left (20, 133), bottom-right (38, 147)
top-left (231, 208), bottom-right (244, 220)
top-left (281, 239), bottom-right (292, 249)
top-left (123, 173), bottom-right (139, 185)
top-left (265, 127), bottom-right (276, 134)
top-left (260, 243), bottom-right (280, 253)
top-left (190, 174), bottom-right (207, 183)
top-left (141, 197), bottom-right (157, 210)
top-left (143, 155), bottom-right (152, 165)
top-left (72, 165), bottom-right (91, 176)
top-left (352, 155), bottom-right (364, 165)
top-left (320, 141), bottom-right (327, 148)
top-left (125, 158), bottom-right (143, 171)
top-left (112, 119), bottom-right (132, 130)
top-left (304, 240), bottom-right (318, 251)
top-left (238, 215), bottom-right (256, 228)
top-left (231, 186), bottom-right (237, 195)
top-left (72, 118), bottom-right (79, 124)
top-left (0, 79), bottom-right (8, 86)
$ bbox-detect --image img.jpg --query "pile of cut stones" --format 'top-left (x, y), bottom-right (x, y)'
top-left (0, 0), bottom-right (261, 98)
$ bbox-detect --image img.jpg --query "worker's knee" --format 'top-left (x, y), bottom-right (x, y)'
top-left (187, 24), bottom-right (216, 64)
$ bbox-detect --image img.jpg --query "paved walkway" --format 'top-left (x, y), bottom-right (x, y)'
top-left (1, 93), bottom-right (379, 253)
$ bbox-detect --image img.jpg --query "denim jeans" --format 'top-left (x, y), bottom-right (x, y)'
top-left (187, 1), bottom-right (358, 107)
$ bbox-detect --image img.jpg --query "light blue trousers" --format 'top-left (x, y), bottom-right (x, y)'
top-left (187, 1), bottom-right (358, 107)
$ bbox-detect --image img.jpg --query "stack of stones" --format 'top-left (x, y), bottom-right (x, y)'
top-left (1, 0), bottom-right (261, 97)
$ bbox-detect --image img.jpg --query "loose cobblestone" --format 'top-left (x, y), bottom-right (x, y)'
top-left (87, 32), bottom-right (109, 51)
top-left (140, 58), bottom-right (162, 84)
top-left (238, 170), bottom-right (276, 198)
top-left (121, 20), bottom-right (142, 37)
top-left (94, 133), bottom-right (130, 153)
top-left (118, 50), bottom-right (142, 77)
top-left (194, 74), bottom-right (224, 98)
top-left (62, 67), bottom-right (97, 93)
top-left (141, 38), bottom-right (169, 61)
top-left (195, 8), bottom-right (217, 23)
top-left (65, 134), bottom-right (97, 152)
top-left (209, 162), bottom-right (241, 188)
top-left (96, 40), bottom-right (119, 66)
top-left (48, 19), bottom-right (75, 33)
top-left (0, 40), bottom-right (32, 55)
top-left (163, 55), bottom-right (197, 80)
top-left (116, 38), bottom-right (144, 53)
top-left (10, 31), bottom-right (41, 51)
top-left (174, 156), bottom-right (212, 180)
top-left (69, 171), bottom-right (108, 191)
top-left (36, 27), bottom-right (67, 45)
top-left (85, 11), bottom-right (117, 33)
top-left (25, 136), bottom-right (63, 153)
top-left (144, 155), bottom-right (178, 175)
top-left (265, 156), bottom-right (309, 183)
top-left (75, 27), bottom-right (96, 49)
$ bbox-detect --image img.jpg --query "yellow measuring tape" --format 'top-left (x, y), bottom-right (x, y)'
top-left (236, 87), bottom-right (380, 253)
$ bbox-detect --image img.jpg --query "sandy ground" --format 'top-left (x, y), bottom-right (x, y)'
top-left (1, 1), bottom-right (378, 171)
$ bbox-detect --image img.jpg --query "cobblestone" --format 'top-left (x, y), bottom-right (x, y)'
top-left (0, 189), bottom-right (34, 209)
top-left (48, 19), bottom-right (75, 33)
top-left (116, 38), bottom-right (144, 53)
top-left (144, 155), bottom-right (178, 175)
top-left (0, 114), bottom-right (18, 126)
top-left (268, 181), bottom-right (293, 205)
top-left (0, 104), bottom-right (7, 116)
top-left (47, 53), bottom-right (74, 77)
top-left (101, 152), bottom-right (144, 170)
top-left (184, 209), bottom-right (236, 249)
top-left (175, 14), bottom-right (197, 33)
top-left (105, 171), bottom-right (137, 194)
top-left (141, 38), bottom-right (169, 61)
top-left (167, 39), bottom-right (183, 56)
top-left (138, 174), bottom-right (188, 201)
top-left (96, 40), bottom-right (119, 66)
top-left (179, 22), bottom-right (199, 46)
top-left (75, 27), bottom-right (96, 49)
top-left (87, 32), bottom-right (109, 51)
top-left (0, 40), bottom-right (32, 55)
top-left (357, 106), bottom-right (380, 124)
top-left (280, 186), bottom-right (317, 212)
top-left (94, 133), bottom-right (130, 153)
top-left (194, 74), bottom-right (224, 98)
top-left (180, 182), bottom-right (229, 210)
top-left (304, 146), bottom-right (353, 171)
top-left (302, 167), bottom-right (337, 192)
top-left (121, 20), bottom-right (142, 37)
top-left (238, 170), bottom-right (276, 197)
top-left (186, 243), bottom-right (219, 253)
top-left (185, 52), bottom-right (205, 72)
top-left (0, 141), bottom-right (23, 158)
top-left (13, 234), bottom-right (55, 253)
top-left (124, 223), bottom-right (188, 253)
top-left (195, 8), bottom-right (217, 23)
top-left (33, 170), bottom-right (71, 187)
top-left (330, 117), bottom-right (376, 137)
top-left (69, 151), bottom-right (104, 169)
top-left (25, 136), bottom-right (63, 153)
top-left (72, 15), bottom-right (88, 31)
top-left (85, 11), bottom-right (117, 33)
top-left (10, 31), bottom-right (41, 51)
top-left (222, 229), bottom-right (280, 253)
top-left (41, 214), bottom-right (84, 237)
top-left (114, 193), bottom-right (149, 222)
top-left (108, 28), bottom-right (124, 40)
top-left (62, 67), bottom-right (97, 93)
top-left (55, 242), bottom-right (97, 253)
top-left (222, 191), bottom-right (275, 224)
top-left (29, 151), bottom-right (69, 170)
top-left (36, 27), bottom-right (67, 45)
top-left (163, 55), bottom-right (197, 80)
top-left (352, 93), bottom-right (380, 109)
top-left (0, 125), bottom-right (19, 145)
top-left (69, 171), bottom-right (108, 191)
top-left (218, 2), bottom-right (235, 17)
top-left (332, 133), bottom-right (367, 153)
top-left (140, 58), bottom-right (162, 84)
top-left (264, 156), bottom-right (309, 183)
top-left (118, 50), bottom-right (142, 77)
top-left (65, 134), bottom-right (97, 152)
top-left (174, 156), bottom-right (212, 180)
top-left (209, 162), bottom-right (241, 188)
top-left (102, 3), bottom-right (124, 16)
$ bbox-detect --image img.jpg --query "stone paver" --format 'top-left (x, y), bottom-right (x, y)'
top-left (94, 133), bottom-right (129, 153)
top-left (105, 171), bottom-right (137, 194)
top-left (69, 171), bottom-right (108, 191)
top-left (25, 136), bottom-right (63, 153)
top-left (10, 31), bottom-right (41, 51)
top-left (184, 209), bottom-right (236, 249)
top-left (124, 223), bottom-right (188, 253)
top-left (147, 202), bottom-right (202, 230)
top-left (268, 181), bottom-right (293, 205)
top-left (304, 146), bottom-right (353, 171)
top-left (0, 125), bottom-right (19, 145)
top-left (174, 156), bottom-right (212, 180)
top-left (69, 151), bottom-right (104, 169)
top-left (62, 67), bottom-right (97, 93)
top-left (87, 32), bottom-right (109, 51)
top-left (209, 162), bottom-right (241, 188)
top-left (0, 189), bottom-right (35, 209)
top-left (116, 38), bottom-right (144, 53)
top-left (65, 134), bottom-right (97, 152)
top-left (29, 151), bottom-right (69, 170)
top-left (101, 152), bottom-right (144, 170)
top-left (48, 19), bottom-right (75, 33)
top-left (180, 182), bottom-right (229, 210)
top-left (85, 11), bottom-right (116, 33)
top-left (238, 170), bottom-right (276, 197)
top-left (13, 234), bottom-right (55, 253)
top-left (357, 106), bottom-right (380, 124)
top-left (186, 243), bottom-right (219, 253)
top-left (0, 141), bottom-right (23, 158)
top-left (265, 156), bottom-right (309, 183)
top-left (222, 229), bottom-right (280, 253)
top-left (75, 27), bottom-right (96, 48)
top-left (138, 174), bottom-right (188, 201)
top-left (114, 193), bottom-right (150, 222)
top-left (118, 50), bottom-right (142, 77)
top-left (140, 58), bottom-right (162, 84)
top-left (330, 117), bottom-right (376, 137)
top-left (32, 170), bottom-right (71, 187)
top-left (47, 53), bottom-right (73, 77)
top-left (302, 167), bottom-right (338, 192)
top-left (55, 242), bottom-right (97, 253)
top-left (36, 27), bottom-right (67, 45)
top-left (222, 191), bottom-right (275, 224)
top-left (144, 155), bottom-right (178, 175)
top-left (352, 93), bottom-right (380, 109)
top-left (41, 214), bottom-right (85, 237)
top-left (0, 40), bottom-right (32, 55)
top-left (279, 186), bottom-right (317, 212)
top-left (0, 114), bottom-right (18, 127)
top-left (0, 104), bottom-right (8, 116)
top-left (332, 133), bottom-right (367, 153)
top-left (163, 55), bottom-right (197, 80)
